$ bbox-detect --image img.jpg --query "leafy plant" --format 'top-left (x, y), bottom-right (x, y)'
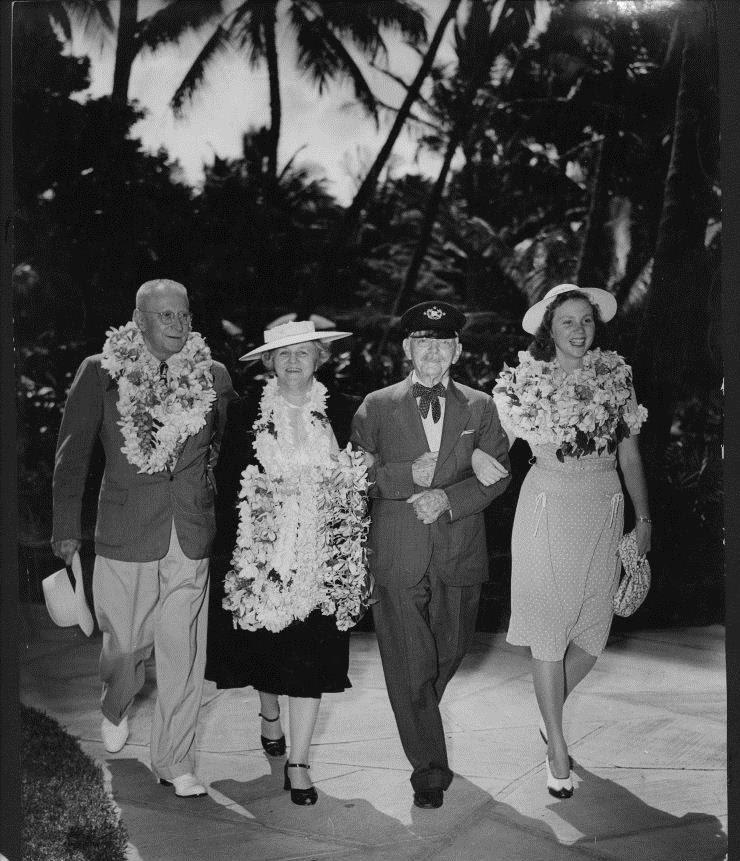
top-left (22, 705), bottom-right (128, 861)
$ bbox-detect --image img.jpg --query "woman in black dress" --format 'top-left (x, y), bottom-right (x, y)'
top-left (205, 320), bottom-right (365, 806)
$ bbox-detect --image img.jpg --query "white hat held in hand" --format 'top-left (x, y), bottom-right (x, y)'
top-left (42, 552), bottom-right (95, 637)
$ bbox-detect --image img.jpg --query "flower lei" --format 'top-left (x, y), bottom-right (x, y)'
top-left (493, 348), bottom-right (648, 461)
top-left (223, 377), bottom-right (371, 633)
top-left (100, 322), bottom-right (216, 474)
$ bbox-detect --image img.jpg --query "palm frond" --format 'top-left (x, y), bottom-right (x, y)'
top-left (230, 0), bottom-right (270, 65)
top-left (322, 0), bottom-right (428, 45)
top-left (289, 8), bottom-right (377, 118)
top-left (171, 24), bottom-right (232, 116)
top-left (46, 2), bottom-right (73, 42)
top-left (57, 0), bottom-right (115, 41)
top-left (318, 0), bottom-right (427, 47)
top-left (137, 0), bottom-right (225, 51)
top-left (278, 145), bottom-right (309, 181)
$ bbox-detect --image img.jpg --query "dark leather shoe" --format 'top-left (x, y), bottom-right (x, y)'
top-left (259, 711), bottom-right (286, 757)
top-left (413, 788), bottom-right (443, 809)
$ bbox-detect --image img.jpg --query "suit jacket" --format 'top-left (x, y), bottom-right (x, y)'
top-left (52, 353), bottom-right (236, 562)
top-left (350, 374), bottom-right (511, 587)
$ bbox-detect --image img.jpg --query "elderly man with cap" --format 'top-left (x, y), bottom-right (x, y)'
top-left (51, 278), bottom-right (236, 798)
top-left (351, 300), bottom-right (511, 809)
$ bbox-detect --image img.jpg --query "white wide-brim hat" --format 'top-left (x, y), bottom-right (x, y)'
top-left (239, 320), bottom-right (352, 361)
top-left (42, 552), bottom-right (95, 636)
top-left (522, 283), bottom-right (617, 334)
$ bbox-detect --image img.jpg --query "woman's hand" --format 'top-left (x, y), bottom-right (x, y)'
top-left (471, 448), bottom-right (509, 486)
top-left (635, 519), bottom-right (652, 558)
top-left (331, 449), bottom-right (375, 471)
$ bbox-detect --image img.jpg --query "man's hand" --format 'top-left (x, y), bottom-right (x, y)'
top-left (471, 448), bottom-right (509, 486)
top-left (51, 538), bottom-right (81, 566)
top-left (412, 451), bottom-right (438, 487)
top-left (407, 489), bottom-right (450, 524)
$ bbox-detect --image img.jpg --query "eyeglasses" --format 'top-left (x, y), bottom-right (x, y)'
top-left (138, 310), bottom-right (193, 326)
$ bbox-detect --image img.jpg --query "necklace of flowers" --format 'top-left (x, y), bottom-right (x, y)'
top-left (100, 321), bottom-right (216, 474)
top-left (252, 376), bottom-right (332, 474)
top-left (493, 348), bottom-right (648, 460)
top-left (223, 377), bottom-right (371, 633)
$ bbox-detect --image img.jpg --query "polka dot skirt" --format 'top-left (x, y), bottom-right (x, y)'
top-left (506, 445), bottom-right (623, 661)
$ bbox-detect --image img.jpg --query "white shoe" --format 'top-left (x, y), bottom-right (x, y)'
top-left (159, 773), bottom-right (207, 798)
top-left (545, 757), bottom-right (573, 799)
top-left (101, 716), bottom-right (129, 753)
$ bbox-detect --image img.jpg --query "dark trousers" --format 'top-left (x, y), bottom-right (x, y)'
top-left (372, 570), bottom-right (481, 792)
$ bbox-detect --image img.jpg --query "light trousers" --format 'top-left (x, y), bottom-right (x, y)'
top-left (93, 520), bottom-right (209, 780)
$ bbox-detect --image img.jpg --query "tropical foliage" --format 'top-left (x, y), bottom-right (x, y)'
top-left (14, 0), bottom-right (722, 625)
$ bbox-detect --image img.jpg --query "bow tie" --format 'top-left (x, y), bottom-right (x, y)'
top-left (159, 361), bottom-right (168, 383)
top-left (411, 381), bottom-right (446, 423)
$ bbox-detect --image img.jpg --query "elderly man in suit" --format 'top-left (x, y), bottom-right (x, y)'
top-left (51, 278), bottom-right (235, 798)
top-left (351, 301), bottom-right (511, 809)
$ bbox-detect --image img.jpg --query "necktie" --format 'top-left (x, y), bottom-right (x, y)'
top-left (159, 361), bottom-right (168, 384)
top-left (411, 381), bottom-right (446, 423)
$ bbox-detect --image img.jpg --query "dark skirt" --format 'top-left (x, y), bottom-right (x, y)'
top-left (205, 565), bottom-right (351, 697)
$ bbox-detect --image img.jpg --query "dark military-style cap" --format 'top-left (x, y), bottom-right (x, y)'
top-left (400, 301), bottom-right (467, 338)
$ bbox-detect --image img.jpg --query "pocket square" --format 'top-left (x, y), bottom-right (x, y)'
top-left (460, 429), bottom-right (475, 436)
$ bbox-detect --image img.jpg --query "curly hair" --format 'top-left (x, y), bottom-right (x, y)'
top-left (528, 290), bottom-right (604, 361)
top-left (261, 339), bottom-right (331, 373)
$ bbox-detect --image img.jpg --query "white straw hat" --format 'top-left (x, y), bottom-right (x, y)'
top-left (522, 283), bottom-right (617, 334)
top-left (239, 320), bottom-right (352, 361)
top-left (42, 552), bottom-right (95, 636)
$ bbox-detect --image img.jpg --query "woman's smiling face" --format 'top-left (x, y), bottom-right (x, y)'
top-left (550, 298), bottom-right (596, 369)
top-left (272, 341), bottom-right (319, 391)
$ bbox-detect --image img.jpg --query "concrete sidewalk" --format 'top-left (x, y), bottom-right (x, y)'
top-left (19, 604), bottom-right (727, 861)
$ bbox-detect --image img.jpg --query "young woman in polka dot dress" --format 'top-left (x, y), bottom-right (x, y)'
top-left (473, 284), bottom-right (652, 800)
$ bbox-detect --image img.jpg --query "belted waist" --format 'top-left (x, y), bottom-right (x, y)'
top-left (531, 456), bottom-right (616, 473)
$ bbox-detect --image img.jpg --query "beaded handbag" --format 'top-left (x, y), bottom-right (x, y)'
top-left (613, 529), bottom-right (651, 617)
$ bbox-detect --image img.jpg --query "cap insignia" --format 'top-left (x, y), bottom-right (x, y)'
top-left (424, 306), bottom-right (445, 320)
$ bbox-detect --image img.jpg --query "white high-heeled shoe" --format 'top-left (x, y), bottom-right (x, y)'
top-left (545, 757), bottom-right (573, 799)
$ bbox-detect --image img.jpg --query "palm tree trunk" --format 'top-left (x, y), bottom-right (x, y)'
top-left (575, 18), bottom-right (631, 290)
top-left (635, 2), bottom-right (718, 472)
top-left (112, 0), bottom-right (138, 106)
top-left (381, 0), bottom-right (523, 340)
top-left (398, 139), bottom-right (457, 311)
top-left (263, 4), bottom-right (281, 180)
top-left (334, 0), bottom-right (461, 250)
top-left (373, 135), bottom-right (457, 356)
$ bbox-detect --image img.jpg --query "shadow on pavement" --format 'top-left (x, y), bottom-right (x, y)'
top-left (562, 763), bottom-right (727, 860)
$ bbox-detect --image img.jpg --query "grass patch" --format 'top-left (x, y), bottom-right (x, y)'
top-left (21, 705), bottom-right (128, 861)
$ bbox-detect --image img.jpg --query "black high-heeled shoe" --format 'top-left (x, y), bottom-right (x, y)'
top-left (259, 711), bottom-right (286, 757)
top-left (283, 761), bottom-right (318, 806)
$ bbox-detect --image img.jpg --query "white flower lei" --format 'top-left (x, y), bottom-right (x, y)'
top-left (223, 377), bottom-right (371, 633)
top-left (493, 348), bottom-right (648, 460)
top-left (100, 322), bottom-right (216, 474)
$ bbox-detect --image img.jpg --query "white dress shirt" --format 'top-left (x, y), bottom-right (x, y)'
top-left (411, 371), bottom-right (448, 453)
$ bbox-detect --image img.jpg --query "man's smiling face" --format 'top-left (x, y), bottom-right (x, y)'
top-left (134, 284), bottom-right (191, 361)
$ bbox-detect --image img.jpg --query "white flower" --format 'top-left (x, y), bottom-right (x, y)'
top-left (223, 379), bottom-right (371, 633)
top-left (100, 322), bottom-right (216, 474)
top-left (493, 348), bottom-right (647, 459)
